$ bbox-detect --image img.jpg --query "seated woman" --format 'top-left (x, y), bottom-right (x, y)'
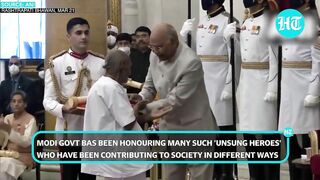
top-left (0, 90), bottom-right (38, 180)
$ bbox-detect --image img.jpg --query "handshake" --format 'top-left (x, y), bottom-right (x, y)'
top-left (128, 94), bottom-right (173, 124)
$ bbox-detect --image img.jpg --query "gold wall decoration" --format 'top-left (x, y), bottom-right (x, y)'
top-left (107, 0), bottom-right (121, 32)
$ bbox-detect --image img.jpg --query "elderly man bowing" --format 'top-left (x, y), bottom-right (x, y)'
top-left (131, 23), bottom-right (218, 180)
top-left (81, 50), bottom-right (155, 180)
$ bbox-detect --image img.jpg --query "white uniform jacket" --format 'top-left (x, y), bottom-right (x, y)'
top-left (196, 9), bottom-right (241, 126)
top-left (43, 49), bottom-right (105, 139)
top-left (237, 12), bottom-right (279, 130)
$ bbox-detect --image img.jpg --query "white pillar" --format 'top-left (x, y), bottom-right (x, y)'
top-left (121, 0), bottom-right (139, 34)
top-left (0, 61), bottom-right (5, 82)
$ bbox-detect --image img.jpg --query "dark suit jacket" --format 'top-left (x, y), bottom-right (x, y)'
top-left (0, 74), bottom-right (38, 116)
top-left (127, 48), bottom-right (151, 93)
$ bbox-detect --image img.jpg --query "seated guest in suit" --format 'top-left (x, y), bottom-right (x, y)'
top-left (127, 26), bottom-right (152, 93)
top-left (0, 90), bottom-right (38, 180)
top-left (0, 56), bottom-right (37, 116)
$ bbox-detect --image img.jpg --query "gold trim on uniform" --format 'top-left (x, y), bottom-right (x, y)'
top-left (48, 50), bottom-right (68, 103)
top-left (199, 55), bottom-right (228, 62)
top-left (282, 61), bottom-right (312, 69)
top-left (48, 50), bottom-right (94, 104)
top-left (88, 50), bottom-right (105, 59)
top-left (46, 50), bottom-right (67, 69)
top-left (241, 62), bottom-right (269, 69)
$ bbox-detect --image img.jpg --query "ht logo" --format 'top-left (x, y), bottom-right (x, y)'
top-left (276, 9), bottom-right (305, 39)
top-left (278, 16), bottom-right (303, 31)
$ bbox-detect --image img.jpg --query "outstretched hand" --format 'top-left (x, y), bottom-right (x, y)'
top-left (0, 122), bottom-right (11, 134)
top-left (134, 101), bottom-right (173, 124)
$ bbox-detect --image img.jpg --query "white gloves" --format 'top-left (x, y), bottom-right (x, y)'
top-left (264, 92), bottom-right (277, 102)
top-left (304, 95), bottom-right (320, 107)
top-left (180, 18), bottom-right (195, 38)
top-left (220, 84), bottom-right (232, 101)
top-left (223, 22), bottom-right (237, 42)
top-left (221, 91), bottom-right (232, 100)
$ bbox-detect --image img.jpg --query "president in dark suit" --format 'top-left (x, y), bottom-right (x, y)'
top-left (0, 56), bottom-right (37, 116)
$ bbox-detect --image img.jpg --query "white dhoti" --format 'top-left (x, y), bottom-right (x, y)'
top-left (0, 157), bottom-right (26, 179)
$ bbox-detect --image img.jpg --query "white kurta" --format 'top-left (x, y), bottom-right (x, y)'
top-left (0, 115), bottom-right (37, 179)
top-left (81, 76), bottom-right (152, 178)
top-left (237, 13), bottom-right (278, 130)
top-left (196, 11), bottom-right (240, 126)
top-left (43, 49), bottom-right (105, 140)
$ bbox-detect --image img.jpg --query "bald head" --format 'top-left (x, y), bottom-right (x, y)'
top-left (104, 50), bottom-right (131, 84)
top-left (151, 23), bottom-right (179, 44)
top-left (149, 23), bottom-right (179, 61)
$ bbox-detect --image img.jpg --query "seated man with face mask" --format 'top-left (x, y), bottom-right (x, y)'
top-left (116, 33), bottom-right (132, 55)
top-left (0, 56), bottom-right (37, 117)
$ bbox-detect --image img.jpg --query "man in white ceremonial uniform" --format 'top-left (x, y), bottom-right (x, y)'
top-left (180, 0), bottom-right (240, 179)
top-left (226, 0), bottom-right (280, 179)
top-left (43, 17), bottom-right (105, 180)
top-left (130, 23), bottom-right (218, 180)
top-left (273, 1), bottom-right (320, 179)
top-left (81, 50), bottom-right (152, 180)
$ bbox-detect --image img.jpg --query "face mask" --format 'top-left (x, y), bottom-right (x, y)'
top-left (243, 0), bottom-right (257, 8)
top-left (118, 46), bottom-right (131, 55)
top-left (107, 35), bottom-right (116, 47)
top-left (38, 70), bottom-right (45, 79)
top-left (9, 64), bottom-right (20, 76)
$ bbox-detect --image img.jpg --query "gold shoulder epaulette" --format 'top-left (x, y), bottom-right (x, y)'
top-left (88, 50), bottom-right (105, 59)
top-left (46, 50), bottom-right (67, 69)
top-left (49, 50), bottom-right (67, 61)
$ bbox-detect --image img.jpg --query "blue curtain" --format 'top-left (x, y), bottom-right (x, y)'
top-left (0, 0), bottom-right (46, 59)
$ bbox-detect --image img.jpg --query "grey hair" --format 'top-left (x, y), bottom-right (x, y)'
top-left (103, 50), bottom-right (130, 73)
top-left (9, 55), bottom-right (22, 66)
